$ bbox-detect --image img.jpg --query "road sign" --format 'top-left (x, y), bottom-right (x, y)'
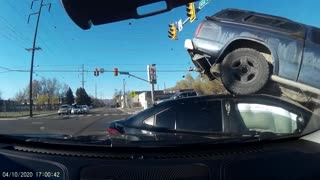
top-left (199, 0), bottom-right (211, 9)
top-left (147, 65), bottom-right (157, 84)
top-left (130, 91), bottom-right (136, 98)
top-left (177, 19), bottom-right (183, 32)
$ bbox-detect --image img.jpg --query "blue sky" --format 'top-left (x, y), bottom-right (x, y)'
top-left (0, 0), bottom-right (319, 99)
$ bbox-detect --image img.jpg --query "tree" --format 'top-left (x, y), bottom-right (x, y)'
top-left (15, 77), bottom-right (69, 105)
top-left (14, 89), bottom-right (27, 104)
top-left (75, 88), bottom-right (92, 105)
top-left (170, 73), bottom-right (226, 95)
top-left (40, 78), bottom-right (58, 104)
top-left (65, 88), bottom-right (74, 105)
top-left (36, 95), bottom-right (49, 105)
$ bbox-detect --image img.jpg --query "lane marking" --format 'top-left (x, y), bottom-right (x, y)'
top-left (96, 114), bottom-right (101, 117)
top-left (70, 115), bottom-right (76, 118)
top-left (104, 114), bottom-right (109, 116)
top-left (79, 115), bottom-right (84, 117)
top-left (87, 114), bottom-right (92, 117)
top-left (32, 122), bottom-right (44, 125)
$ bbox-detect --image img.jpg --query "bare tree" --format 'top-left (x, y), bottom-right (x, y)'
top-left (15, 89), bottom-right (27, 104)
top-left (40, 78), bottom-right (60, 105)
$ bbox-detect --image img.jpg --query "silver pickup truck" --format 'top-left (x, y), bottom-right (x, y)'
top-left (185, 8), bottom-right (320, 95)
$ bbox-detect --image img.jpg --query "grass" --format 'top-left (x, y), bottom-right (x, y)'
top-left (0, 111), bottom-right (56, 118)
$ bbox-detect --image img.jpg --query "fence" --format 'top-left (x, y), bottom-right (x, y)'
top-left (0, 100), bottom-right (60, 112)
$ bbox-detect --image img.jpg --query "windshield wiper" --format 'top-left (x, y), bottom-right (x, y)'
top-left (0, 134), bottom-right (112, 147)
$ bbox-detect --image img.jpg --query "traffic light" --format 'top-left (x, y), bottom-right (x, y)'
top-left (96, 68), bottom-right (99, 76)
top-left (168, 23), bottom-right (177, 40)
top-left (114, 68), bottom-right (118, 76)
top-left (186, 3), bottom-right (196, 23)
top-left (94, 68), bottom-right (99, 77)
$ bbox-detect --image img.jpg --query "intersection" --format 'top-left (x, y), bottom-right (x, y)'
top-left (0, 108), bottom-right (140, 136)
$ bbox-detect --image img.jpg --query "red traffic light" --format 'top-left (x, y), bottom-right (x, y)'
top-left (114, 68), bottom-right (118, 76)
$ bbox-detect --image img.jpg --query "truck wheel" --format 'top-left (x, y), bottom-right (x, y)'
top-left (220, 48), bottom-right (270, 95)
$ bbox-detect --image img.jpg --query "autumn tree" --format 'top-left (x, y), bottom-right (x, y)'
top-left (170, 73), bottom-right (227, 95)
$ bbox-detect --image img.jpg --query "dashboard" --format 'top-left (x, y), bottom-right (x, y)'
top-left (0, 138), bottom-right (320, 180)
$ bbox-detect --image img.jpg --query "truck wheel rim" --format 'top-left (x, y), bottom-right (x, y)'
top-left (230, 56), bottom-right (259, 83)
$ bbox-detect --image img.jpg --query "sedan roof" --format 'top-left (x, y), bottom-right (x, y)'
top-left (61, 0), bottom-right (198, 29)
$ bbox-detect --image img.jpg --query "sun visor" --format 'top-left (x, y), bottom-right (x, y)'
top-left (60, 0), bottom-right (198, 30)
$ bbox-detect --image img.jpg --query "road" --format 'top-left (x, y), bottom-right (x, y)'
top-left (0, 108), bottom-right (138, 136)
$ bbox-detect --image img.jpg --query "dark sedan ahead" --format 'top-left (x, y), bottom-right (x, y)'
top-left (108, 94), bottom-right (315, 137)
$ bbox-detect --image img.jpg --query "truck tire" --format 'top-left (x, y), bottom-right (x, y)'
top-left (220, 48), bottom-right (270, 95)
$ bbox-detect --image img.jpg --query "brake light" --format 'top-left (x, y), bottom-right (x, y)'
top-left (194, 23), bottom-right (203, 37)
top-left (107, 127), bottom-right (121, 135)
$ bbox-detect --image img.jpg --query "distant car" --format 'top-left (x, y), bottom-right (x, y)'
top-left (81, 105), bottom-right (90, 114)
top-left (108, 94), bottom-right (311, 135)
top-left (71, 105), bottom-right (83, 114)
top-left (58, 104), bottom-right (71, 115)
top-left (185, 8), bottom-right (320, 95)
top-left (169, 91), bottom-right (198, 100)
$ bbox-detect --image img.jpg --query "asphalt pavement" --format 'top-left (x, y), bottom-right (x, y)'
top-left (0, 108), bottom-right (136, 136)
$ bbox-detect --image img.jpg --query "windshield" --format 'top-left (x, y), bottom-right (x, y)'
top-left (0, 0), bottom-right (319, 146)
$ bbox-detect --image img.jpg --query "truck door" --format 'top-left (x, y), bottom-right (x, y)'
top-left (297, 27), bottom-right (320, 89)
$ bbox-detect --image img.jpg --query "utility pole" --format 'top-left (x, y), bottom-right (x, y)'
top-left (81, 64), bottom-right (85, 89)
top-left (123, 79), bottom-right (126, 108)
top-left (27, 0), bottom-right (51, 117)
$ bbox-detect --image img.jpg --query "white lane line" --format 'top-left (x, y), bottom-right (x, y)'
top-left (87, 114), bottom-right (92, 117)
top-left (70, 115), bottom-right (76, 118)
top-left (96, 114), bottom-right (101, 116)
top-left (104, 114), bottom-right (109, 116)
top-left (79, 115), bottom-right (84, 117)
top-left (32, 122), bottom-right (44, 125)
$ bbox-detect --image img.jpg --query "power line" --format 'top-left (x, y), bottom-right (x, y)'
top-left (9, 63), bottom-right (189, 68)
top-left (0, 69), bottom-right (188, 73)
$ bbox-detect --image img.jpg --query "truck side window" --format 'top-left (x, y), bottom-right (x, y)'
top-left (311, 28), bottom-right (320, 44)
top-left (214, 10), bottom-right (246, 20)
top-left (245, 15), bottom-right (303, 33)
